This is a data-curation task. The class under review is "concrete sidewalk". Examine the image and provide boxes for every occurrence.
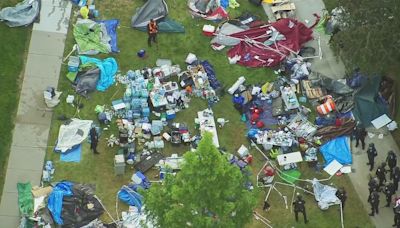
[0,0,71,226]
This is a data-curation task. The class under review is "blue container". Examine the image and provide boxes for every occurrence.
[142,107,150,117]
[166,110,176,120]
[137,49,146,58]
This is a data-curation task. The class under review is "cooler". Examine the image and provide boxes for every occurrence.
[166,110,176,120]
[114,155,126,175]
[202,25,215,36]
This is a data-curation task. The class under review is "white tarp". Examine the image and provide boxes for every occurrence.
[55,119,93,153]
[312,179,340,210]
[0,0,40,27]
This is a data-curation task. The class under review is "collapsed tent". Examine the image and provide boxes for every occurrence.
[188,0,228,21]
[353,76,390,126]
[0,0,40,27]
[48,182,104,226]
[118,185,144,212]
[131,0,184,33]
[213,18,313,68]
[74,19,120,55]
[74,68,100,96]
[320,136,352,166]
[312,179,340,210]
[55,119,93,153]
[18,182,33,217]
[79,56,118,91]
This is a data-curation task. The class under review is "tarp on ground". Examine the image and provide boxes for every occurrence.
[211,22,246,46]
[60,144,82,163]
[97,19,120,52]
[55,119,93,153]
[218,18,313,68]
[75,67,100,95]
[312,179,340,210]
[74,19,112,55]
[188,0,228,21]
[353,75,389,127]
[17,182,33,217]
[118,185,144,212]
[131,0,168,28]
[0,0,40,27]
[79,56,118,91]
[320,136,352,165]
[201,60,221,90]
[281,169,301,184]
[135,17,185,33]
[48,181,74,225]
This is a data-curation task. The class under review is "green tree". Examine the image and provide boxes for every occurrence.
[332,0,400,73]
[144,133,257,228]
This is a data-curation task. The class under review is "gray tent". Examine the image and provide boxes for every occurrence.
[131,0,168,28]
[0,0,40,27]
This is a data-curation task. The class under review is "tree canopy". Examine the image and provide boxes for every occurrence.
[332,0,400,73]
[143,133,257,228]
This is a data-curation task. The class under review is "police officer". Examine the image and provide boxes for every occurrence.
[354,124,367,149]
[387,151,398,180]
[89,126,99,154]
[376,162,387,187]
[367,143,378,171]
[368,176,379,194]
[293,194,308,224]
[368,190,380,216]
[385,182,395,207]
[336,187,347,210]
[393,205,400,227]
[393,167,400,191]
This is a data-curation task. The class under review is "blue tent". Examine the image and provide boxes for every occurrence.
[97,19,120,53]
[118,185,144,212]
[47,182,74,225]
[79,56,118,91]
[320,136,352,165]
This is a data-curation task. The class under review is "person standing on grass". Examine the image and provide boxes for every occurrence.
[336,187,347,211]
[89,126,99,154]
[147,19,158,47]
[387,151,397,180]
[293,194,308,224]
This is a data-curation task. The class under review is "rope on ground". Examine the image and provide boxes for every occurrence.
[94,195,118,224]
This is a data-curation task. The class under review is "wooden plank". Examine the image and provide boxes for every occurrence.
[271,3,296,13]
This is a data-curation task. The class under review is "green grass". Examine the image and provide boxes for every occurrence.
[0,0,31,202]
[47,0,372,227]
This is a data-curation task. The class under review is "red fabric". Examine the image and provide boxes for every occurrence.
[256,121,265,128]
[207,7,228,20]
[251,113,260,122]
[226,18,314,68]
[245,155,253,164]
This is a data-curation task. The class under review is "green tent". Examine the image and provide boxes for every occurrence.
[353,76,389,127]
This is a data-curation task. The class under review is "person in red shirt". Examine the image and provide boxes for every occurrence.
[147,19,158,47]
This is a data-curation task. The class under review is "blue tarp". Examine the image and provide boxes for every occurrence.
[220,0,229,8]
[320,136,352,165]
[60,144,82,163]
[118,185,143,212]
[79,56,118,91]
[201,60,221,90]
[48,181,74,225]
[98,19,120,53]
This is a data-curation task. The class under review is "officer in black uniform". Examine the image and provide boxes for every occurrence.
[393,205,400,227]
[377,162,387,187]
[336,187,347,210]
[89,126,99,154]
[387,151,397,180]
[385,182,396,207]
[367,143,378,171]
[393,167,400,191]
[368,176,379,194]
[293,194,308,224]
[354,124,367,149]
[368,190,380,216]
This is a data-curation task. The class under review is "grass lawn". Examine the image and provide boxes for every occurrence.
[47,0,372,227]
[0,0,31,202]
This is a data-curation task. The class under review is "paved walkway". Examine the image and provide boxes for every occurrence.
[0,0,71,226]
[264,1,400,227]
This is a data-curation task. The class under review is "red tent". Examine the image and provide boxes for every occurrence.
[224,18,313,68]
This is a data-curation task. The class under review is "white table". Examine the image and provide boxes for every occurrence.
[197,109,220,147]
[277,152,303,166]
[371,114,392,129]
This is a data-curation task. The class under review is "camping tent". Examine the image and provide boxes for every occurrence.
[353,76,389,126]
[0,0,40,27]
[320,136,352,166]
[131,0,184,33]
[188,0,228,21]
[213,18,313,68]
